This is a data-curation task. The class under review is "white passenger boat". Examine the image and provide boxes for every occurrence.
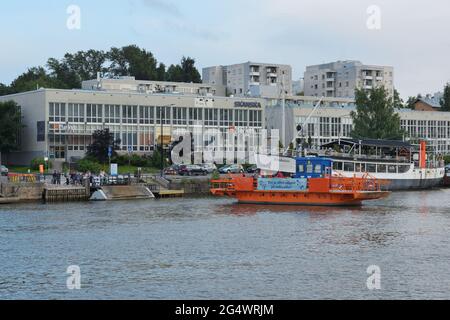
[310,139,445,190]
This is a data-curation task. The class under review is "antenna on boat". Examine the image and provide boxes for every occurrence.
[284,97,324,156]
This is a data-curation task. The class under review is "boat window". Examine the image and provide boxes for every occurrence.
[388,165,397,173]
[398,165,410,173]
[314,164,322,174]
[344,162,355,172]
[333,162,343,170]
[298,165,305,172]
[367,163,376,173]
[377,164,387,173]
[355,163,363,172]
[306,164,313,174]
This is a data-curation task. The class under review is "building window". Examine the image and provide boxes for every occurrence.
[121,126,138,151]
[68,103,85,123]
[139,106,154,125]
[235,109,248,127]
[122,105,138,124]
[156,106,171,125]
[320,117,330,137]
[189,108,203,125]
[205,108,219,126]
[86,104,103,123]
[173,107,187,125]
[49,103,66,122]
[105,105,121,124]
[220,109,234,127]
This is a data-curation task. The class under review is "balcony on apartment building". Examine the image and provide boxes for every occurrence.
[326,72,336,82]
[266,67,278,78]
[375,72,384,81]
[249,65,260,76]
[267,78,278,86]
[249,75,261,86]
[361,70,374,80]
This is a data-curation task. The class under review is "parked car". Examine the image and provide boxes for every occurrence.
[164,164,180,176]
[199,163,217,174]
[178,165,207,176]
[1,165,8,176]
[219,164,245,174]
[246,164,259,174]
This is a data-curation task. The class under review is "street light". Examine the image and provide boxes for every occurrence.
[161,104,175,177]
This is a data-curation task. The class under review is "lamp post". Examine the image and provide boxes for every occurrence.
[160,104,175,177]
[161,111,164,177]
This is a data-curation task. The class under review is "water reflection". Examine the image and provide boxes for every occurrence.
[1,190,450,299]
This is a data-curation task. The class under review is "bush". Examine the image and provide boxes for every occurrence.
[444,155,450,165]
[77,159,102,174]
[211,170,220,180]
[30,157,52,170]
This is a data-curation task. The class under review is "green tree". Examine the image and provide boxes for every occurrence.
[46,58,81,89]
[166,64,184,82]
[0,101,24,154]
[86,128,121,163]
[108,45,158,80]
[180,56,201,83]
[350,87,404,140]
[406,96,417,109]
[393,89,404,108]
[0,83,13,96]
[166,57,201,83]
[156,63,167,81]
[9,67,62,93]
[63,50,107,81]
[440,83,450,111]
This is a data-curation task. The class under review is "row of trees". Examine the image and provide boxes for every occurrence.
[0,45,202,96]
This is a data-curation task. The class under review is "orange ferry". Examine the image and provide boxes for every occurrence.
[211,157,390,206]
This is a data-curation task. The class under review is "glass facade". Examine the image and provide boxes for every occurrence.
[48,101,263,160]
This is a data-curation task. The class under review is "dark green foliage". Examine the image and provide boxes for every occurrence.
[1,46,202,96]
[351,87,404,140]
[108,45,159,80]
[166,57,201,83]
[0,101,24,153]
[393,89,404,108]
[440,83,450,112]
[77,158,102,174]
[9,67,64,93]
[86,129,121,163]
[30,157,52,170]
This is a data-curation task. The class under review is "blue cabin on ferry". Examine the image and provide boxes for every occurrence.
[293,157,333,179]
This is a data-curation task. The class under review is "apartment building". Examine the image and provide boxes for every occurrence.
[304,60,394,99]
[203,62,293,99]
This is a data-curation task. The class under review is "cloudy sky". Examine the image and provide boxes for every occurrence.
[1,0,449,98]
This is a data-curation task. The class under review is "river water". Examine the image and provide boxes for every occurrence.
[1,189,450,300]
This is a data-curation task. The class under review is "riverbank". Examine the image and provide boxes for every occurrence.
[0,175,213,203]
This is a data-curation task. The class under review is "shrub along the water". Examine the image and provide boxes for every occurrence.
[30,157,52,170]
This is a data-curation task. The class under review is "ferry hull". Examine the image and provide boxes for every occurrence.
[233,191,389,207]
[389,177,443,190]
[211,176,391,207]
[333,168,445,191]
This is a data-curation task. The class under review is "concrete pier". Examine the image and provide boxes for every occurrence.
[44,185,90,203]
